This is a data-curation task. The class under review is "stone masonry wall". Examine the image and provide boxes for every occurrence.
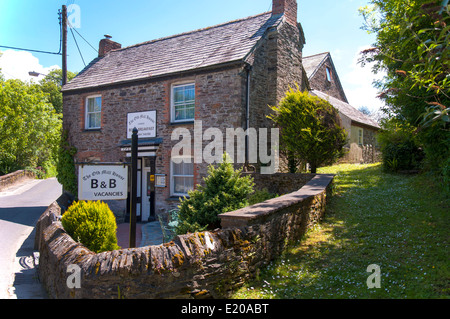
[308,56,347,103]
[63,65,246,216]
[35,174,333,299]
[0,170,35,191]
[245,172,315,195]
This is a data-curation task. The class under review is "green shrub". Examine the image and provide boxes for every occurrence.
[61,201,120,253]
[248,189,278,206]
[378,119,424,171]
[175,154,255,235]
[57,130,78,196]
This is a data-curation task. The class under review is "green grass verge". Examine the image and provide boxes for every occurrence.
[232,163,449,299]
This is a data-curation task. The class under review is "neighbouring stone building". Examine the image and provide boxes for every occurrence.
[303,52,380,163]
[61,0,378,222]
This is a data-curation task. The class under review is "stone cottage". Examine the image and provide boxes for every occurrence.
[303,52,380,162]
[61,0,378,221]
[62,0,306,221]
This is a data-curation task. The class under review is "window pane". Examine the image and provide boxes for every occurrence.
[186,106,195,120]
[183,162,194,175]
[88,97,101,112]
[173,162,182,175]
[174,87,184,103]
[94,97,102,112]
[88,113,100,128]
[185,177,194,192]
[185,86,195,101]
[175,108,186,121]
[174,177,184,194]
[94,113,101,128]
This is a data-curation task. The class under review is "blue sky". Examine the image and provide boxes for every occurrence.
[0,0,384,112]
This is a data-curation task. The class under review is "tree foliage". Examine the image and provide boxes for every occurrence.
[360,0,449,181]
[378,118,425,171]
[39,69,76,113]
[360,0,449,125]
[268,88,348,173]
[0,78,61,175]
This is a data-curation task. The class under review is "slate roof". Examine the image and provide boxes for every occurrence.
[62,12,283,92]
[302,52,329,79]
[311,90,380,129]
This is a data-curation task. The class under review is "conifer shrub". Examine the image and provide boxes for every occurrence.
[175,154,254,235]
[61,201,120,253]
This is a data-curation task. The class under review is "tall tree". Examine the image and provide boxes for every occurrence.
[0,79,61,175]
[40,69,76,113]
[360,0,449,124]
[359,0,449,176]
[268,88,348,174]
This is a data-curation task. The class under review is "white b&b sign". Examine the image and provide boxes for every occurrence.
[78,165,128,201]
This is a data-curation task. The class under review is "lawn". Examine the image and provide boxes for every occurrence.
[232,163,449,299]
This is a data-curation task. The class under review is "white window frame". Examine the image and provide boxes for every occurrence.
[358,128,364,146]
[170,82,195,123]
[170,156,194,197]
[85,95,102,130]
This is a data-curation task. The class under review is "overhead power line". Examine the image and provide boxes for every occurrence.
[0,45,62,56]
[1,7,63,56]
[70,27,86,67]
[67,20,98,53]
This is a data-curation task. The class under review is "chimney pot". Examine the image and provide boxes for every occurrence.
[98,36,121,57]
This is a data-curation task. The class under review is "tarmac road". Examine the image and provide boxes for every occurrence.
[0,177,62,299]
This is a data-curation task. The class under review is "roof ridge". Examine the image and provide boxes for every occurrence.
[311,90,380,128]
[303,52,330,59]
[116,11,272,52]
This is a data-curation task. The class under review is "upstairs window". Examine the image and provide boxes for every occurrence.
[171,83,195,123]
[326,67,332,82]
[85,95,102,129]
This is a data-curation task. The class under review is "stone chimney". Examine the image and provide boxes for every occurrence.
[272,0,298,26]
[98,35,122,57]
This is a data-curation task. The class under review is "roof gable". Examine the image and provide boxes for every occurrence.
[303,52,348,103]
[302,52,329,79]
[62,12,283,92]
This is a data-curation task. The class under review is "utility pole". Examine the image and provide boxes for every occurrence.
[62,5,68,86]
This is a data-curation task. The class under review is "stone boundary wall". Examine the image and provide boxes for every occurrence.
[339,143,381,164]
[0,170,35,191]
[35,174,334,299]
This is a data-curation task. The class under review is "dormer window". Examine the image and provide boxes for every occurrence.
[326,67,332,82]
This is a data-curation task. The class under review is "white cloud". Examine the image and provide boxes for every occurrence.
[341,46,386,113]
[0,50,59,82]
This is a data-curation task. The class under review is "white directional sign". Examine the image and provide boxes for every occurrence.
[78,165,128,201]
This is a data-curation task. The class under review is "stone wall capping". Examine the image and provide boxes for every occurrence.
[0,169,36,191]
[219,174,334,228]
